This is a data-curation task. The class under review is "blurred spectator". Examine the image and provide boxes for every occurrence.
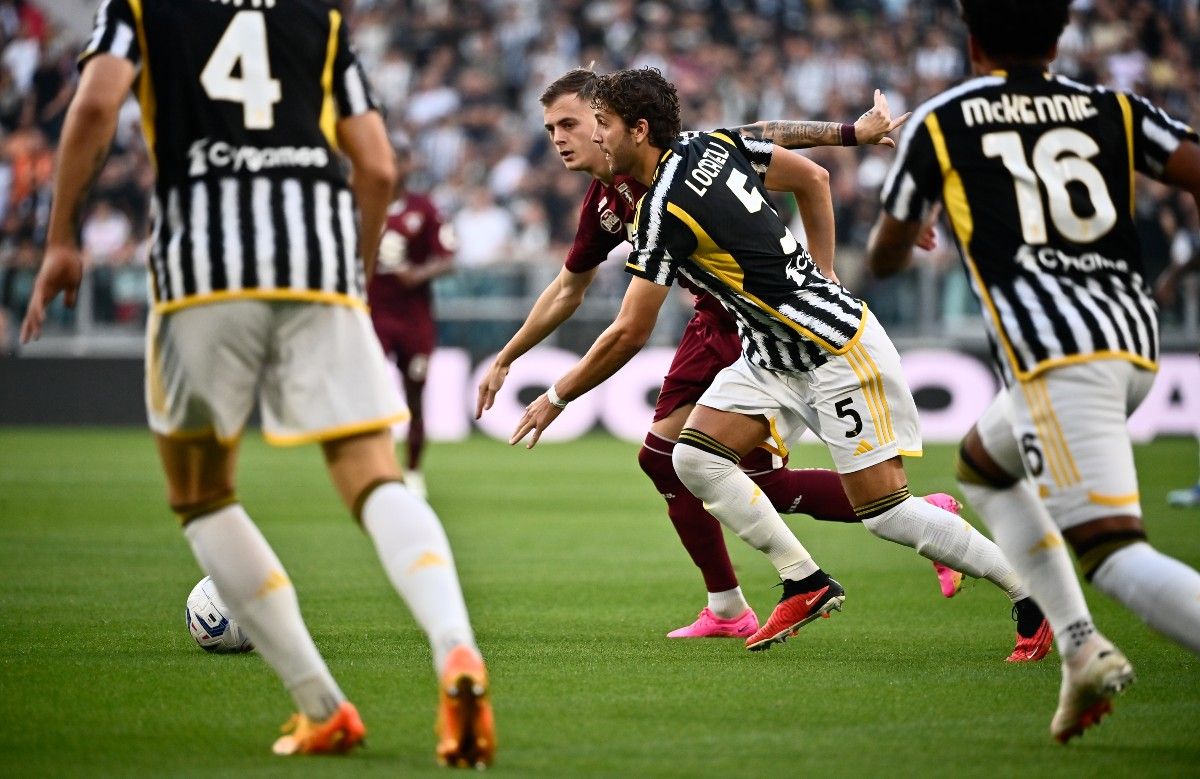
[453,186,514,268]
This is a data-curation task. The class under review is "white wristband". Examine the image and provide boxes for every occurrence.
[546,384,569,409]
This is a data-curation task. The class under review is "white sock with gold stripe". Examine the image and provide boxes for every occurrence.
[184,503,344,719]
[361,482,477,674]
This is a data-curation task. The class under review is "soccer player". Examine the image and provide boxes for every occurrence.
[369,141,456,500]
[867,0,1200,742]
[509,67,1042,657]
[20,0,493,765]
[476,70,991,643]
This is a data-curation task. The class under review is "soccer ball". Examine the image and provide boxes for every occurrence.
[185,576,253,653]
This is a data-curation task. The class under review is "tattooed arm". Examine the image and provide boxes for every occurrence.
[734,89,911,149]
[21,54,135,342]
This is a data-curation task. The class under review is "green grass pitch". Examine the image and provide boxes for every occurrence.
[1,429,1198,777]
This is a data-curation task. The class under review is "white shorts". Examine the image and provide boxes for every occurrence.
[975,359,1155,528]
[146,300,408,446]
[698,313,922,474]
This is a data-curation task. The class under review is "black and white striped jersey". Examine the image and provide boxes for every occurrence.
[626,130,866,373]
[882,66,1198,384]
[81,0,378,312]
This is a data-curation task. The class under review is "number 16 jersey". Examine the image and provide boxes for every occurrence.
[82,0,378,313]
[882,65,1197,385]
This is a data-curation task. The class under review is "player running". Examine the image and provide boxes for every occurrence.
[867,0,1200,743]
[476,70,1013,644]
[509,67,1046,658]
[369,140,456,500]
[21,0,493,766]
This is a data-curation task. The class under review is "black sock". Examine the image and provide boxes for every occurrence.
[1013,597,1045,638]
[781,569,831,597]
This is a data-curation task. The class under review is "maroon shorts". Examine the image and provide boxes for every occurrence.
[653,310,742,422]
[372,313,435,382]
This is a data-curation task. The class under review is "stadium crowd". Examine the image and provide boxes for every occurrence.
[1,0,1198,352]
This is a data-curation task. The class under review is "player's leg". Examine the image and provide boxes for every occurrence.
[642,404,757,637]
[957,392,1097,662]
[399,350,430,499]
[1030,362,1200,655]
[148,302,360,754]
[279,303,491,767]
[826,317,1033,612]
[670,362,844,650]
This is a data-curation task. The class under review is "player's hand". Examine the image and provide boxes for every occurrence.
[916,203,942,251]
[509,393,563,449]
[475,362,510,419]
[20,244,84,343]
[854,89,911,148]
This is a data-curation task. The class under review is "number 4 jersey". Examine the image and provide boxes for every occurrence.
[82,0,377,312]
[883,65,1198,384]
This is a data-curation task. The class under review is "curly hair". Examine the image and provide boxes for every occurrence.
[539,67,598,107]
[960,0,1071,62]
[587,68,681,150]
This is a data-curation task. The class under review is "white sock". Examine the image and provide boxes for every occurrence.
[1091,541,1200,655]
[673,443,818,581]
[184,504,343,719]
[863,494,1028,602]
[708,586,750,619]
[361,482,477,674]
[960,480,1095,658]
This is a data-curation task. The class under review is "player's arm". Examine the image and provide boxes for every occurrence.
[734,90,910,149]
[762,146,836,280]
[1156,140,1200,303]
[510,276,668,448]
[21,54,134,343]
[337,111,396,281]
[475,265,599,419]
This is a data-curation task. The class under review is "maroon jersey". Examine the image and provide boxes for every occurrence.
[565,175,729,323]
[368,194,452,322]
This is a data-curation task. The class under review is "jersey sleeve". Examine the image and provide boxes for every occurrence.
[880,118,943,223]
[1125,92,1199,179]
[725,129,774,181]
[564,180,626,273]
[332,14,378,118]
[624,194,695,287]
[78,0,140,70]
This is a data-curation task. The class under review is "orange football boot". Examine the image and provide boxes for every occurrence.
[436,645,496,768]
[272,700,366,756]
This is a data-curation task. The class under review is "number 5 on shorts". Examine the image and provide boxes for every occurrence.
[835,398,863,438]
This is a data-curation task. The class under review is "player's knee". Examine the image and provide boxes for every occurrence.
[955,439,1017,489]
[1073,526,1149,582]
[672,431,737,494]
[172,491,237,526]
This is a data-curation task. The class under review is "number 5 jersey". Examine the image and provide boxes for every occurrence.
[882,65,1198,385]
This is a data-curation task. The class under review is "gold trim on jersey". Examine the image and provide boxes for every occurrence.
[1115,93,1136,217]
[710,132,736,147]
[263,411,411,447]
[153,289,368,315]
[844,344,889,446]
[146,309,167,415]
[765,417,789,460]
[320,10,342,149]
[665,202,866,355]
[1087,490,1140,507]
[126,0,157,170]
[1017,376,1081,490]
